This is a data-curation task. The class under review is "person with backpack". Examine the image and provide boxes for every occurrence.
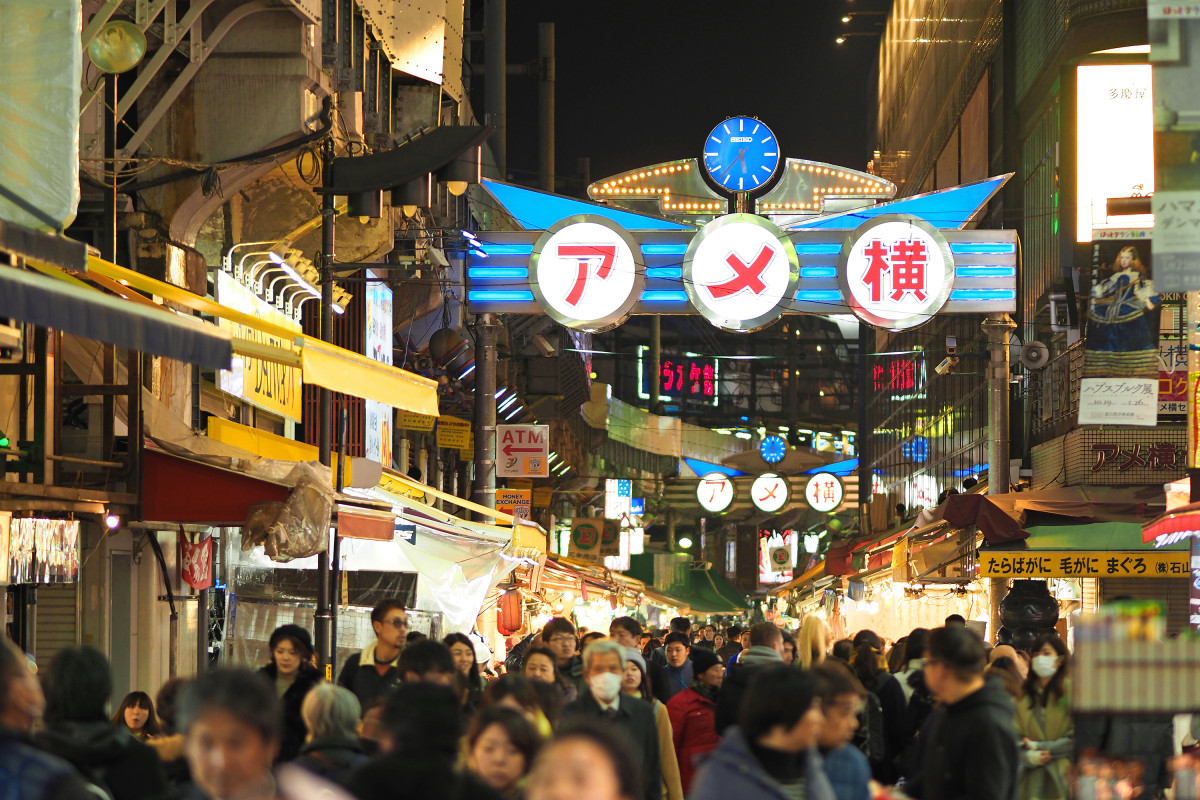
[849,630,908,783]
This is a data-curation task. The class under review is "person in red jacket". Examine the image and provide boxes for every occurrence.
[665,646,725,793]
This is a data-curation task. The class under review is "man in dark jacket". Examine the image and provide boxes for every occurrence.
[649,617,691,672]
[690,665,837,800]
[715,622,785,735]
[35,646,173,800]
[337,599,407,712]
[716,626,743,663]
[907,626,1019,800]
[651,633,694,702]
[562,638,662,800]
[0,639,95,800]
[344,682,502,800]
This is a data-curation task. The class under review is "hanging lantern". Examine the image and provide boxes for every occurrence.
[497,588,523,635]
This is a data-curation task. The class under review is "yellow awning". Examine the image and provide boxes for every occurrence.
[771,559,827,597]
[83,255,439,416]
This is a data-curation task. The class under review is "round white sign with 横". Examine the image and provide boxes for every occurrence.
[696,472,735,513]
[529,215,645,333]
[837,214,954,331]
[751,472,790,514]
[805,472,844,513]
[683,214,799,333]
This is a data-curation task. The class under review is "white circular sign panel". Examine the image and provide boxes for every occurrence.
[751,473,790,514]
[530,216,645,333]
[805,472,845,513]
[683,214,799,333]
[696,472,735,513]
[837,214,954,331]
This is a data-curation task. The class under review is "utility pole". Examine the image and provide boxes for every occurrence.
[857,321,871,537]
[314,135,336,676]
[983,312,1016,642]
[485,0,506,177]
[473,313,501,515]
[649,317,661,414]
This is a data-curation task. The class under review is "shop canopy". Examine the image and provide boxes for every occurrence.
[625,553,747,614]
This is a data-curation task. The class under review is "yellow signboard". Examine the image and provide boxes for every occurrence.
[978,550,1189,579]
[397,411,437,431]
[496,489,532,521]
[533,487,554,508]
[214,272,302,421]
[436,416,472,449]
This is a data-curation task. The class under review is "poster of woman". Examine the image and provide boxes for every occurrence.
[1084,239,1160,378]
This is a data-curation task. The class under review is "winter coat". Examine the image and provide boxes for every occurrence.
[897,668,937,780]
[652,699,684,800]
[651,658,693,703]
[563,690,662,800]
[907,678,1020,800]
[259,663,322,762]
[822,743,872,800]
[714,646,784,736]
[293,736,369,784]
[895,658,925,702]
[1015,680,1074,800]
[666,686,721,794]
[865,670,909,783]
[337,641,402,712]
[689,726,839,800]
[1075,711,1174,800]
[344,751,504,800]
[0,727,97,800]
[36,719,174,800]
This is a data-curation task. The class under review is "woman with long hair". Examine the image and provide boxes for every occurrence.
[1015,635,1073,800]
[1085,244,1161,378]
[444,633,485,711]
[113,691,161,741]
[620,647,684,800]
[258,624,322,762]
[797,615,827,669]
[849,629,907,783]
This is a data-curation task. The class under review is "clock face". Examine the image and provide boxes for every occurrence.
[760,435,787,464]
[702,117,781,193]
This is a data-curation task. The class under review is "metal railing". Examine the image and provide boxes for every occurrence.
[1029,341,1084,445]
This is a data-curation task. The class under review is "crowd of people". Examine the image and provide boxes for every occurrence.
[0,601,1173,800]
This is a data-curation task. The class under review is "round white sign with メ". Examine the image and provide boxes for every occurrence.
[751,473,790,514]
[805,472,844,513]
[530,215,645,333]
[683,214,799,333]
[696,472,735,513]
[837,214,954,331]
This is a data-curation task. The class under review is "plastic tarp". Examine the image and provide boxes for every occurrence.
[0,1,80,231]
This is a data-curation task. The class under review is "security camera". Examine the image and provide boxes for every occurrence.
[934,356,959,375]
[532,334,557,358]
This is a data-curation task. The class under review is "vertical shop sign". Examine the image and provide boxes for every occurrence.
[181,535,213,590]
[364,271,394,465]
[1079,233,1160,426]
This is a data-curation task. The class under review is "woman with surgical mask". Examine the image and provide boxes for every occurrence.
[1014,635,1073,800]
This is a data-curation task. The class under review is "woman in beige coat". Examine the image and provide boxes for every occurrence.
[1014,634,1074,800]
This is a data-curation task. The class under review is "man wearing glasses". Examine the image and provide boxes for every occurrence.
[338,599,408,711]
[541,617,583,698]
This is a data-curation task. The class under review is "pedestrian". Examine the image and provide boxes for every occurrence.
[724,627,755,672]
[609,616,643,650]
[665,643,724,794]
[695,624,717,651]
[337,599,407,711]
[466,706,541,799]
[944,614,966,628]
[112,691,161,741]
[179,669,292,800]
[146,677,190,785]
[649,617,691,671]
[849,629,908,782]
[259,623,322,762]
[444,633,485,710]
[814,661,872,800]
[621,647,684,800]
[887,637,909,674]
[561,638,662,800]
[651,632,693,703]
[0,638,96,800]
[690,665,837,800]
[713,633,727,652]
[541,617,584,696]
[894,628,928,701]
[990,644,1030,681]
[1015,635,1073,800]
[780,632,797,667]
[831,638,854,662]
[715,622,785,735]
[523,642,572,700]
[798,617,827,669]
[36,646,172,800]
[582,631,607,652]
[343,682,503,800]
[716,626,743,663]
[987,657,1025,700]
[642,637,662,661]
[905,626,1019,800]
[293,684,368,783]
[525,719,643,800]
[480,674,556,738]
[398,638,457,685]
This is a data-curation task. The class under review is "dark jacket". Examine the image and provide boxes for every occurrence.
[689,726,838,800]
[293,736,369,784]
[35,720,173,800]
[907,678,1020,800]
[259,663,322,762]
[822,744,872,800]
[665,686,721,794]
[1075,713,1175,800]
[714,648,784,736]
[865,670,908,783]
[337,642,403,712]
[716,642,742,663]
[344,750,504,800]
[563,691,662,800]
[0,728,97,800]
[651,659,693,704]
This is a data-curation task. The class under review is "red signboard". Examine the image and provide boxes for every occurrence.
[181,535,213,591]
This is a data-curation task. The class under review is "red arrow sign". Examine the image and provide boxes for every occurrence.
[502,443,543,457]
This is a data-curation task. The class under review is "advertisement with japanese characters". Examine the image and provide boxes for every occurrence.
[758,528,797,585]
[1080,232,1161,426]
[364,273,393,466]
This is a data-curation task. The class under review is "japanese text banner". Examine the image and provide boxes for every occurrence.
[978,550,1187,579]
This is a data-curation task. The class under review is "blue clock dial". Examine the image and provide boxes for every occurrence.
[760,434,787,464]
[702,117,781,193]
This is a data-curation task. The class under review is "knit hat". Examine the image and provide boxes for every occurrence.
[623,646,647,676]
[269,623,314,656]
[690,645,721,674]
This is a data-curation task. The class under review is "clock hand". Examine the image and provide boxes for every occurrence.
[717,147,748,180]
